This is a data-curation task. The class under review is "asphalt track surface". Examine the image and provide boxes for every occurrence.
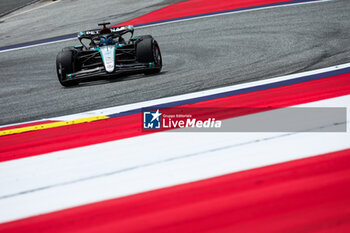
[0,0,37,17]
[0,0,349,125]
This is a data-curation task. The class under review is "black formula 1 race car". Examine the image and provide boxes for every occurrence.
[56,22,162,86]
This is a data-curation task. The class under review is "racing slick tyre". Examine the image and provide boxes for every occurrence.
[136,37,162,75]
[62,47,75,52]
[62,46,83,52]
[56,50,78,87]
[138,35,153,40]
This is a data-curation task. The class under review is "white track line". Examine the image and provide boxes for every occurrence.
[0,0,332,53]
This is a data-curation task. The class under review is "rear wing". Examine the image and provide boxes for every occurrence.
[78,25,134,38]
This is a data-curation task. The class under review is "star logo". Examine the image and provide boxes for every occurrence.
[150,109,161,122]
[143,109,162,129]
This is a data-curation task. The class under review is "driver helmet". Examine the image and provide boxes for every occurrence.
[99,36,115,46]
[99,37,107,46]
[107,37,115,45]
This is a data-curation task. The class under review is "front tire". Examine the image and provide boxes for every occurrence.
[56,50,78,87]
[136,37,162,75]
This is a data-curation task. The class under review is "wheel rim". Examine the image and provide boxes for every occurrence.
[58,63,65,82]
[153,44,161,65]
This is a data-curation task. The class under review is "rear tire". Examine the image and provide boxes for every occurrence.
[136,37,162,75]
[56,50,78,87]
[62,46,83,52]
